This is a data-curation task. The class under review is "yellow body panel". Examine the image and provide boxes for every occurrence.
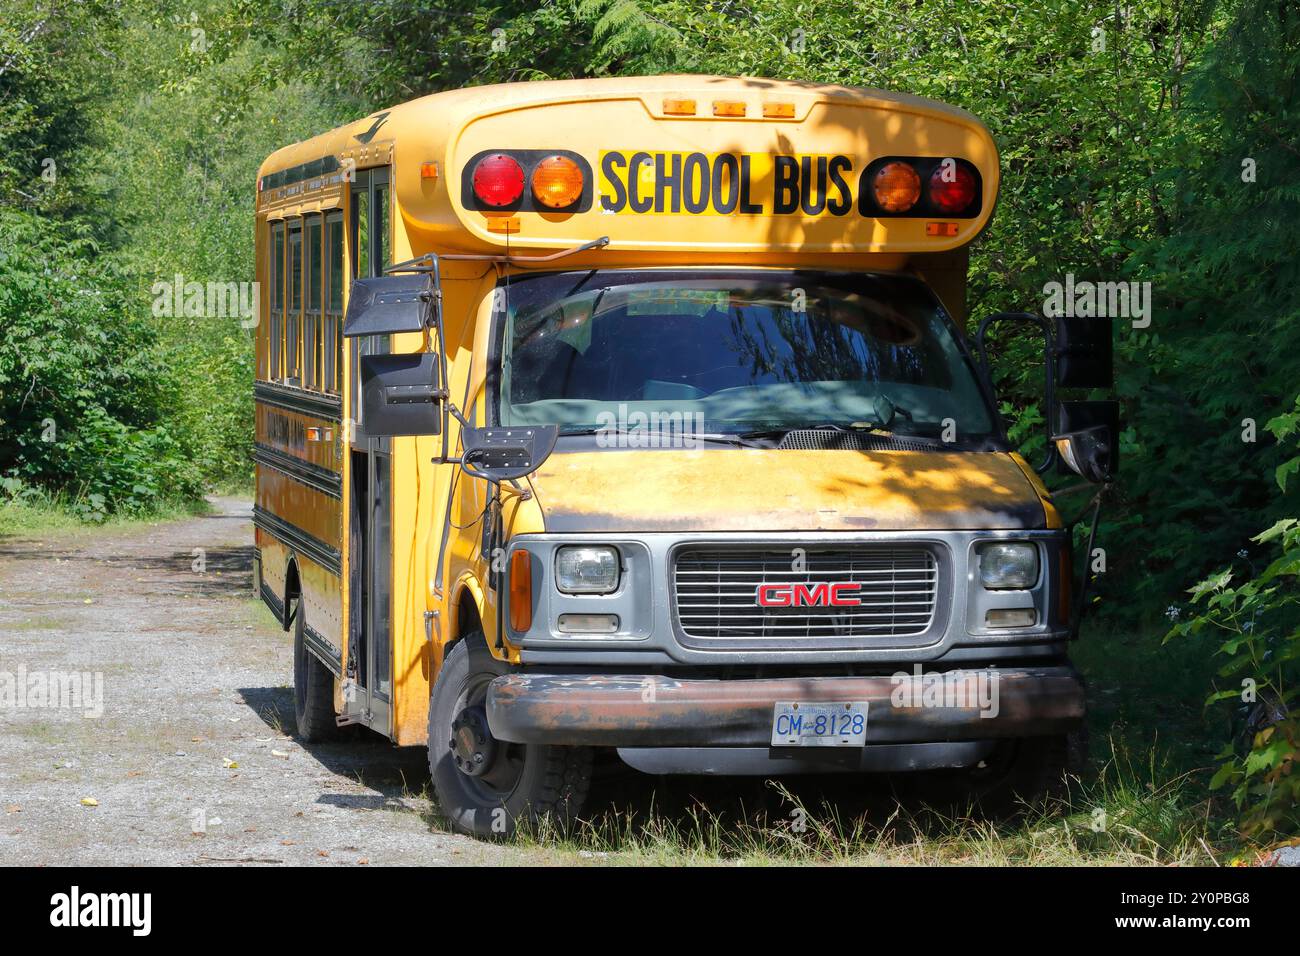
[252,75,1050,748]
[527,449,1046,533]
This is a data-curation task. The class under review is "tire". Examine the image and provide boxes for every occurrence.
[969,727,1088,812]
[428,634,593,839]
[292,599,340,743]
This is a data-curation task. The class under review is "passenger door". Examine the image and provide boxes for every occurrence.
[343,168,395,737]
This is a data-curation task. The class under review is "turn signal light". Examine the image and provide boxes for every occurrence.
[509,550,532,633]
[531,155,585,209]
[928,162,978,214]
[472,153,525,207]
[872,161,921,212]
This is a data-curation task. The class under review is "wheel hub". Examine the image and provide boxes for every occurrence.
[449,705,497,777]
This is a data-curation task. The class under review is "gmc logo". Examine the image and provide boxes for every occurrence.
[756,583,862,607]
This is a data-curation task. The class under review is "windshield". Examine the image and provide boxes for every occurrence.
[493,270,996,441]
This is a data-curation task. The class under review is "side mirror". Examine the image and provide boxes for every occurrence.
[359,353,442,438]
[343,275,433,337]
[1055,400,1119,482]
[460,426,558,482]
[1055,316,1113,389]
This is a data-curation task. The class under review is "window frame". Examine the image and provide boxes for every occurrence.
[285,219,303,385]
[348,169,395,420]
[324,210,344,394]
[304,214,323,391]
[267,221,285,382]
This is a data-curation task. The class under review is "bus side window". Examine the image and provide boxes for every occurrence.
[374,181,391,271]
[347,172,392,423]
[353,187,370,280]
[305,214,323,391]
[325,211,344,393]
[269,221,284,381]
[286,220,303,385]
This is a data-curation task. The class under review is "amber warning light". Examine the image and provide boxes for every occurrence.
[531,155,584,209]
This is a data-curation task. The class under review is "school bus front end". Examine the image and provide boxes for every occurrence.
[261,76,1114,839]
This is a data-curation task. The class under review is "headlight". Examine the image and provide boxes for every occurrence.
[978,542,1039,590]
[555,546,620,594]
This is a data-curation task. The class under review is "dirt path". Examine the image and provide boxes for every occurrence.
[0,497,514,866]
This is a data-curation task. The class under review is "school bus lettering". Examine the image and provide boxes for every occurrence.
[596,149,981,219]
[600,149,860,216]
[254,75,1114,840]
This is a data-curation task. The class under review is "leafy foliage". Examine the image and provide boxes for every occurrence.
[0,208,202,517]
[1167,398,1300,836]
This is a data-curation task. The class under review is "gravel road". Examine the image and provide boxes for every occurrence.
[0,497,514,866]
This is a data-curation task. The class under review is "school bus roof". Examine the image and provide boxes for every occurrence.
[258,75,1000,257]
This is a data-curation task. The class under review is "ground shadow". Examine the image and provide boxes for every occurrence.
[0,545,258,599]
[236,686,430,811]
[237,681,1060,848]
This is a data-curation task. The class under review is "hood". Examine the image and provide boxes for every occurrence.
[529,448,1051,534]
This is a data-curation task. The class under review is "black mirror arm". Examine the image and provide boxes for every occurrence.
[974,311,1057,474]
[1068,485,1110,640]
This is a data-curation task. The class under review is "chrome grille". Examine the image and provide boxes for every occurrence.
[673,546,939,640]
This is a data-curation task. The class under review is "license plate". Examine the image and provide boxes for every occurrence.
[770,701,869,747]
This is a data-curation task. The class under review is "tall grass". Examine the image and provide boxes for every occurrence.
[504,737,1230,866]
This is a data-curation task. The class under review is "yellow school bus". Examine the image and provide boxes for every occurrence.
[253,75,1117,837]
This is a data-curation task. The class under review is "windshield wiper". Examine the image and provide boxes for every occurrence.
[738,421,889,440]
[557,427,765,447]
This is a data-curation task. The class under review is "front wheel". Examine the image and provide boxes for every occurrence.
[428,634,593,838]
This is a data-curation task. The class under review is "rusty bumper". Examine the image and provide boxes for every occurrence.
[486,666,1085,747]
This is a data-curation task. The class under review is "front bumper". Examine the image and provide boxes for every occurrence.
[487,664,1085,747]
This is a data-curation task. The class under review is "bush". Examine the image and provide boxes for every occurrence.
[0,207,203,517]
[1166,397,1300,838]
